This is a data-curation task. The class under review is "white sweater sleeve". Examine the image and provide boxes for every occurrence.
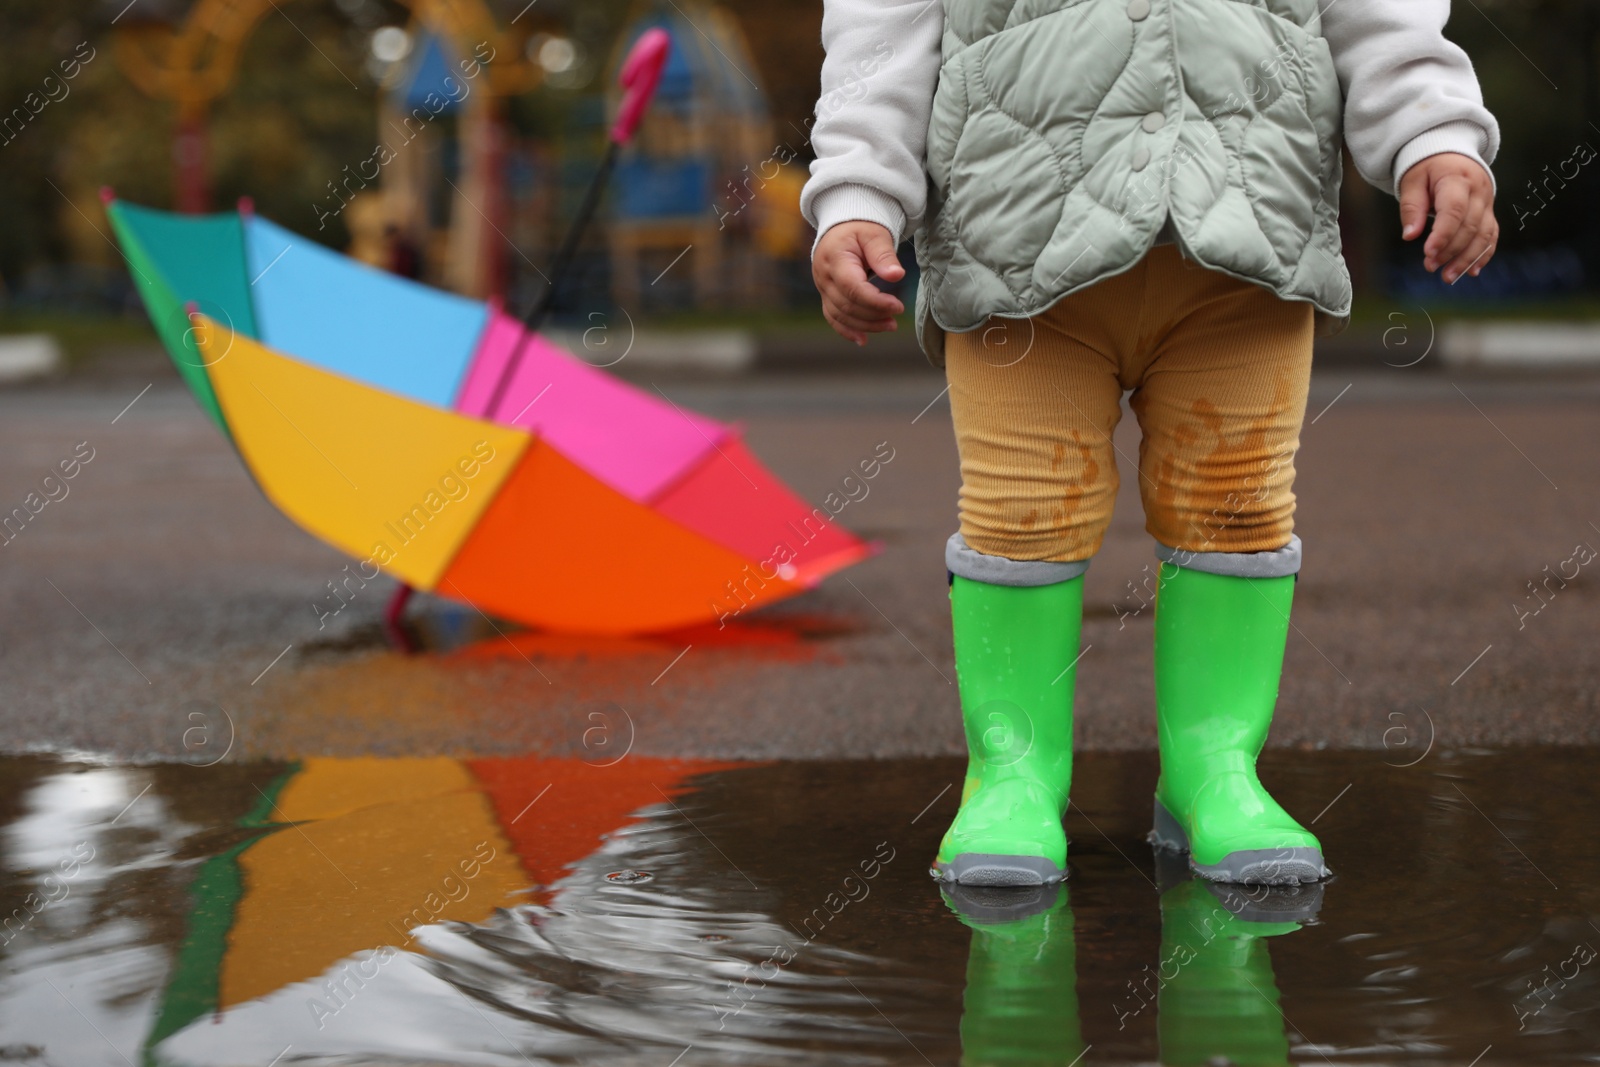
[799,0,944,247]
[800,0,1500,249]
[1320,0,1500,195]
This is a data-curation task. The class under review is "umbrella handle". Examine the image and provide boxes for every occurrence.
[383,583,417,654]
[484,29,669,419]
[609,28,671,145]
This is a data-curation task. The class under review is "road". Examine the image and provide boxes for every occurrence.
[3,353,1599,762]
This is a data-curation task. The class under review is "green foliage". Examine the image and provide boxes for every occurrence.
[0,0,393,288]
[0,0,104,281]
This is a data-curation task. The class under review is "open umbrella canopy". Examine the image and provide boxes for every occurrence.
[106,198,875,635]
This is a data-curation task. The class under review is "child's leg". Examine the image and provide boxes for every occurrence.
[934,277,1136,885]
[1128,247,1328,885]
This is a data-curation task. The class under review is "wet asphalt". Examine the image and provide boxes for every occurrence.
[4,748,1597,1064]
[3,352,1600,762]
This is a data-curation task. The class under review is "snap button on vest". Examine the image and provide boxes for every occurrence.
[1131,146,1151,171]
[1126,0,1150,20]
[1141,111,1165,133]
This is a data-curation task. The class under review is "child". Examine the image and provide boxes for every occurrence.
[803,0,1498,885]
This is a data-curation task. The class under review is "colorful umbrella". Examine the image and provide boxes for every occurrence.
[104,31,873,637]
[104,198,874,635]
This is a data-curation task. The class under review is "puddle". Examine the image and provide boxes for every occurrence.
[0,749,1595,1064]
[297,603,864,661]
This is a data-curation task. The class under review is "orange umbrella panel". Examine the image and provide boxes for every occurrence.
[440,439,805,636]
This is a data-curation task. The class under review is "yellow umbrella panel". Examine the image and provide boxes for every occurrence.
[193,315,528,590]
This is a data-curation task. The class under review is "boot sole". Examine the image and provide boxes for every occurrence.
[931,853,1066,886]
[1148,798,1330,886]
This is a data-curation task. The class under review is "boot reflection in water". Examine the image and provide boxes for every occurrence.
[942,883,1085,1066]
[1154,867,1322,1067]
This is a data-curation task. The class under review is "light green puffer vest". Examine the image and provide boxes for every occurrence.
[916,0,1353,362]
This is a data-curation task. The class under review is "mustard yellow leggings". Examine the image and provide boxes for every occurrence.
[944,245,1314,582]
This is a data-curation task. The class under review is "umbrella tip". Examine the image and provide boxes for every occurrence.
[238,196,254,217]
[184,300,200,318]
[98,186,115,205]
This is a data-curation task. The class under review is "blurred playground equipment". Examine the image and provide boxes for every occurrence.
[605,8,804,311]
[109,1,810,313]
[111,0,539,299]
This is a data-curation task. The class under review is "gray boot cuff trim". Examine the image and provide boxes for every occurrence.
[1156,535,1302,578]
[946,533,1090,587]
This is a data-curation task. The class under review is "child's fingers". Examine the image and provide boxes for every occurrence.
[828,261,903,318]
[1398,168,1432,242]
[813,222,905,345]
[1435,186,1491,279]
[823,306,867,346]
[860,228,906,283]
[823,302,896,345]
[842,278,903,319]
[820,250,903,318]
[827,297,897,334]
[1444,215,1498,283]
[824,287,899,332]
[1468,227,1499,277]
[1423,177,1473,272]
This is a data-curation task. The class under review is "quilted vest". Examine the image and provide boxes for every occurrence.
[915,0,1353,361]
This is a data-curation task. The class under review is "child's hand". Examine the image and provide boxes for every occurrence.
[813,221,906,345]
[1398,153,1499,285]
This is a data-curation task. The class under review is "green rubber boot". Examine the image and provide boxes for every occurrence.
[1150,563,1330,884]
[934,575,1083,886]
[1155,878,1305,1067]
[942,883,1085,1066]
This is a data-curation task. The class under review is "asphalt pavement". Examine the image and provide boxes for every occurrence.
[3,349,1599,762]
